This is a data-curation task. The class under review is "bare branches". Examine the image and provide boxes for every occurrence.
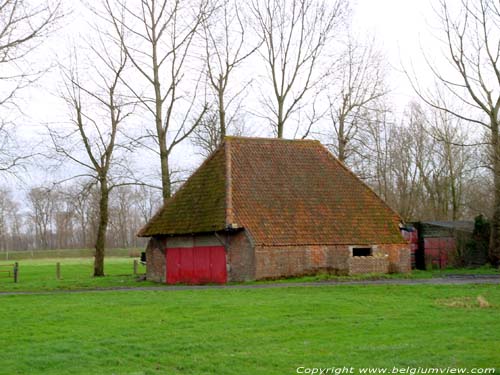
[0,0,62,176]
[411,0,500,130]
[0,0,62,105]
[327,33,388,163]
[0,0,61,63]
[410,0,500,262]
[202,0,260,142]
[250,0,347,138]
[103,0,211,201]
[49,17,136,275]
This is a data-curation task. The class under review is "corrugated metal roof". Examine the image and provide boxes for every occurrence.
[422,221,474,233]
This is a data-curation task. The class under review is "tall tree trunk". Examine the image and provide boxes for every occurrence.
[160,142,171,202]
[218,80,226,142]
[337,116,346,162]
[490,122,500,266]
[94,177,109,277]
[277,97,284,138]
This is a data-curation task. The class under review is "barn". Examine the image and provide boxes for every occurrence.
[138,137,411,284]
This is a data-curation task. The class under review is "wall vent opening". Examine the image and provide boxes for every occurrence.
[352,247,372,257]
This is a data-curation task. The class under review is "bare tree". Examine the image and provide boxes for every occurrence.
[327,34,387,163]
[0,124,19,175]
[135,184,162,224]
[50,29,133,275]
[191,109,223,156]
[0,0,61,173]
[250,0,346,138]
[380,105,423,221]
[28,187,58,249]
[362,100,479,223]
[425,106,475,221]
[410,0,500,264]
[65,181,94,249]
[0,187,18,251]
[202,0,259,145]
[191,107,249,156]
[103,0,210,202]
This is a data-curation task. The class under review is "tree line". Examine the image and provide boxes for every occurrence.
[0,0,498,275]
[0,183,159,252]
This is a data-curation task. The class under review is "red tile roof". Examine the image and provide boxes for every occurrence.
[138,137,404,245]
[137,147,227,236]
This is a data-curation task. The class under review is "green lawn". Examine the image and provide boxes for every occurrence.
[0,284,499,374]
[252,266,500,284]
[1,257,499,293]
[0,258,158,292]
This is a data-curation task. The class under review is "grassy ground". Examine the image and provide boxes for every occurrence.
[1,257,498,293]
[241,266,500,285]
[0,284,498,374]
[0,258,158,292]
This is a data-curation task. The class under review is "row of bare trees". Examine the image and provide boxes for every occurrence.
[342,101,489,223]
[0,183,160,252]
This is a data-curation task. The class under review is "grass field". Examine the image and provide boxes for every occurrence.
[1,256,499,293]
[0,258,158,292]
[0,284,499,374]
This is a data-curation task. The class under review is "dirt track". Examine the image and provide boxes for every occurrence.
[1,275,499,296]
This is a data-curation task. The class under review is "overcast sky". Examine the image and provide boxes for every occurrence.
[24,0,438,120]
[7,0,441,193]
[354,0,436,105]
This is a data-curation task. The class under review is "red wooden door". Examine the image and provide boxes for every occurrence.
[166,246,227,284]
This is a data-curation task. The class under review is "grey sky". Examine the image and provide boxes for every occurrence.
[6,0,441,192]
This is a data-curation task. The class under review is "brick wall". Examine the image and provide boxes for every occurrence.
[380,243,412,273]
[254,245,351,279]
[146,232,411,282]
[227,231,255,282]
[146,237,166,283]
[253,243,410,280]
[347,256,389,275]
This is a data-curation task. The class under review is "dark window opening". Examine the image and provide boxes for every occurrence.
[352,247,372,257]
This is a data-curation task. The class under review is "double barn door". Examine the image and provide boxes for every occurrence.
[166,246,227,284]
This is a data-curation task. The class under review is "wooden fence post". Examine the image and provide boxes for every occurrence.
[133,259,138,275]
[56,262,61,280]
[13,262,18,283]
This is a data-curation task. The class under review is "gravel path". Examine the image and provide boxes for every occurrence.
[1,275,499,296]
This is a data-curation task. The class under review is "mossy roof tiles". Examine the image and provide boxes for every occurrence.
[138,137,404,245]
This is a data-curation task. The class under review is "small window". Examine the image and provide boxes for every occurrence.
[352,247,372,257]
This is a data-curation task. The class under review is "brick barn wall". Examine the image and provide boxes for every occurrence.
[347,257,389,275]
[253,243,411,280]
[379,243,412,273]
[253,245,351,279]
[227,231,255,282]
[145,233,411,282]
[146,237,166,283]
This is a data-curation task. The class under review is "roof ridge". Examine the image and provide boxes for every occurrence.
[224,140,234,227]
[224,136,320,143]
